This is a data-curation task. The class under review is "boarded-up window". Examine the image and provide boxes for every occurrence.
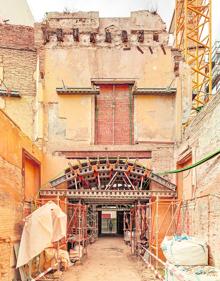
[95,84,133,145]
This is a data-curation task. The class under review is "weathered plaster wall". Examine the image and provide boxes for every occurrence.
[0,110,42,281]
[41,46,175,100]
[134,95,175,142]
[40,47,176,147]
[182,196,220,267]
[0,24,37,139]
[175,93,220,266]
[59,95,93,143]
[34,11,181,183]
[176,93,220,197]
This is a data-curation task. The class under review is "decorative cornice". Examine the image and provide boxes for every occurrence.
[56,87,99,95]
[133,87,176,95]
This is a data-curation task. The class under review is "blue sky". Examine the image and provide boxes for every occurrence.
[27,0,219,41]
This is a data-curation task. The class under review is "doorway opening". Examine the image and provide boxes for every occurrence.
[101,210,117,234]
[98,208,125,236]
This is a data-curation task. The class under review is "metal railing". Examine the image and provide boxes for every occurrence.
[138,245,193,281]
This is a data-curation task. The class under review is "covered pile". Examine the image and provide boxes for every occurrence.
[17,201,67,268]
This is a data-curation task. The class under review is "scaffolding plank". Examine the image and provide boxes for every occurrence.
[40,189,176,203]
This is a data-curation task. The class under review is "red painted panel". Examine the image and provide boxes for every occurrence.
[95,84,133,144]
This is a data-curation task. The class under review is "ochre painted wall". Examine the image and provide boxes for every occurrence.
[43,47,175,102]
[24,154,41,201]
[40,46,177,181]
[0,110,41,168]
[32,11,186,185]
[0,110,42,281]
[41,37,176,147]
[58,95,94,143]
[134,95,175,142]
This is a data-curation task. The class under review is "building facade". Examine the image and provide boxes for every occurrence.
[1,9,220,280]
[33,11,191,184]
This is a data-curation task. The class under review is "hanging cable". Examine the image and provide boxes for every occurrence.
[158,148,220,175]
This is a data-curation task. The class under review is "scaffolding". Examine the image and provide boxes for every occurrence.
[125,199,181,279]
[35,198,88,262]
[133,196,219,280]
[175,0,212,109]
[87,205,98,243]
[67,202,88,261]
[149,198,181,265]
[128,203,148,255]
[50,157,176,194]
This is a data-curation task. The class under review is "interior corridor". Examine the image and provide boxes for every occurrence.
[63,237,155,281]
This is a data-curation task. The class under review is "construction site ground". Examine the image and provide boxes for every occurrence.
[63,237,156,281]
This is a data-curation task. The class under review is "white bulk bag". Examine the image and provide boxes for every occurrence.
[161,236,208,266]
[165,264,220,281]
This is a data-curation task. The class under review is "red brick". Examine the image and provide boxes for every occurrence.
[0,24,35,50]
[95,84,133,145]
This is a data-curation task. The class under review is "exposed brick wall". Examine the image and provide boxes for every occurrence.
[0,110,42,281]
[0,24,37,138]
[0,155,23,281]
[179,195,220,267]
[176,93,220,266]
[0,24,35,50]
[0,48,37,95]
[177,93,220,196]
[96,84,133,145]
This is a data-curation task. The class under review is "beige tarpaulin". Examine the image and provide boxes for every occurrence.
[17,201,67,268]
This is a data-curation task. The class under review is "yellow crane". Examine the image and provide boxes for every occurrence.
[175,0,212,110]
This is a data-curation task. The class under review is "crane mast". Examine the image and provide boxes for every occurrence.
[175,0,212,110]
